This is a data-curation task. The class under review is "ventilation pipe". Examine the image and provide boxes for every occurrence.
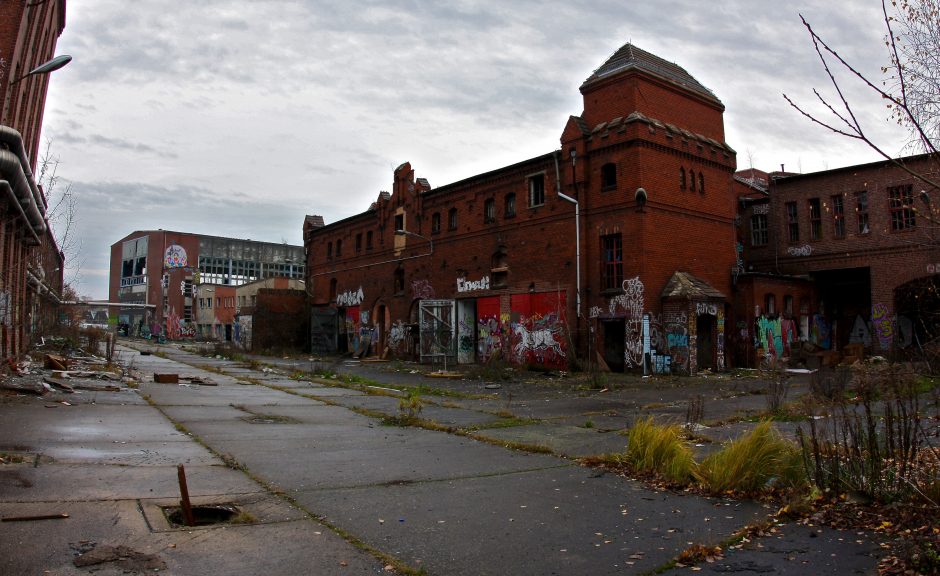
[0,126,47,239]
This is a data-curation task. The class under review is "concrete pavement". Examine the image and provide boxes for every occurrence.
[0,342,882,575]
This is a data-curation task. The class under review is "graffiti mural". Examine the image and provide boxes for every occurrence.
[411,279,435,300]
[607,277,645,368]
[871,303,895,350]
[237,315,253,350]
[663,309,690,372]
[388,319,408,353]
[457,301,476,364]
[787,244,813,256]
[512,315,566,365]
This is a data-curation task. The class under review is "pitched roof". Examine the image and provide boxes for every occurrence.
[582,43,720,104]
[661,271,725,300]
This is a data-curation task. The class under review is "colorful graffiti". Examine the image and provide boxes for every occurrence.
[164,244,188,268]
[388,319,408,353]
[411,279,435,300]
[477,315,505,362]
[663,309,690,372]
[871,303,894,350]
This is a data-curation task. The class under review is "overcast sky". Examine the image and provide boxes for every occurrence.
[39,0,912,299]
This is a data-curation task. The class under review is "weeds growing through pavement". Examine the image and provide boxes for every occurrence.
[625,417,695,484]
[695,420,804,494]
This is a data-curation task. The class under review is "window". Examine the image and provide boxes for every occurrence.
[366,230,374,249]
[784,295,793,316]
[484,198,496,223]
[528,174,545,207]
[679,167,686,189]
[355,233,362,252]
[394,266,405,294]
[431,212,441,234]
[809,198,822,240]
[831,195,845,238]
[329,278,337,301]
[750,214,768,246]
[689,170,696,192]
[504,193,516,218]
[601,234,623,291]
[394,213,404,231]
[601,163,617,191]
[786,202,799,242]
[698,172,704,194]
[448,208,458,230]
[855,191,870,234]
[889,184,916,230]
[327,241,333,259]
[765,294,776,315]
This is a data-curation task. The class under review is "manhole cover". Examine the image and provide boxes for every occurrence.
[163,504,240,527]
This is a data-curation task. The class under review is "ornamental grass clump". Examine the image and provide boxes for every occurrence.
[695,420,803,495]
[626,417,695,484]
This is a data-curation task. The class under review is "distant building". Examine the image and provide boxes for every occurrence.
[0,0,67,357]
[110,230,304,340]
[305,43,738,374]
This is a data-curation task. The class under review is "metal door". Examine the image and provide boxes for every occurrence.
[419,299,456,366]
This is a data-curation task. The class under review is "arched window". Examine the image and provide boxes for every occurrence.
[329,278,337,301]
[601,163,617,191]
[448,208,458,230]
[504,193,516,218]
[689,170,696,192]
[699,172,705,194]
[679,167,686,189]
[431,212,441,233]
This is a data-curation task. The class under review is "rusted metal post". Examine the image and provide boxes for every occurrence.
[177,464,195,526]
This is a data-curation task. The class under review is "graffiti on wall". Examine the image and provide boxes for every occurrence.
[871,303,895,350]
[664,309,690,372]
[457,275,490,293]
[477,314,506,362]
[388,319,408,354]
[336,287,364,306]
[607,277,645,368]
[411,279,435,300]
[787,244,813,257]
[237,315,253,350]
[512,313,566,366]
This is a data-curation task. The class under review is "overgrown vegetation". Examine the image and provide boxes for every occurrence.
[625,417,695,484]
[696,421,804,494]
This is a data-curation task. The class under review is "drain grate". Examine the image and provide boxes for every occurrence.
[163,504,241,527]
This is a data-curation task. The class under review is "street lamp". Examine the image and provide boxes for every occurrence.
[10,55,72,85]
[394,229,434,255]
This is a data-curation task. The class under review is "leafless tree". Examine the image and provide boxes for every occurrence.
[38,139,83,287]
[783,0,940,193]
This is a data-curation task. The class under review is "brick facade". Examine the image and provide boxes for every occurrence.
[739,154,940,357]
[306,43,739,374]
[0,1,66,359]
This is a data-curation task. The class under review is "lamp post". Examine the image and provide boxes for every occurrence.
[9,55,72,85]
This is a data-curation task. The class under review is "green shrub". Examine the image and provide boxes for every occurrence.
[625,417,695,484]
[696,421,803,495]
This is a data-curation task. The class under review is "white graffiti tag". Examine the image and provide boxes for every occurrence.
[336,286,364,306]
[512,324,565,360]
[787,244,813,256]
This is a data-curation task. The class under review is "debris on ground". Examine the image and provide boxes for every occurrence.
[72,544,167,571]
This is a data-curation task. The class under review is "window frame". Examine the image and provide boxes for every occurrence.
[831,194,845,238]
[808,198,822,241]
[431,212,441,234]
[528,174,545,207]
[448,208,458,231]
[785,201,799,242]
[600,233,624,291]
[484,198,496,223]
[750,213,768,246]
[504,193,516,218]
[855,191,870,234]
[888,184,916,231]
[600,162,617,192]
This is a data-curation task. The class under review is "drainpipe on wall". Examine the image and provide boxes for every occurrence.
[554,151,581,319]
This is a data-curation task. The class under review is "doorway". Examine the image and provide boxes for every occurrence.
[696,314,714,371]
[602,319,625,372]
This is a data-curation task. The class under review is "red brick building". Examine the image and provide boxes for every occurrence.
[738,153,940,359]
[306,43,739,373]
[0,0,67,358]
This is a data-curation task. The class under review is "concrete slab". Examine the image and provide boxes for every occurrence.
[298,466,768,576]
[475,423,630,457]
